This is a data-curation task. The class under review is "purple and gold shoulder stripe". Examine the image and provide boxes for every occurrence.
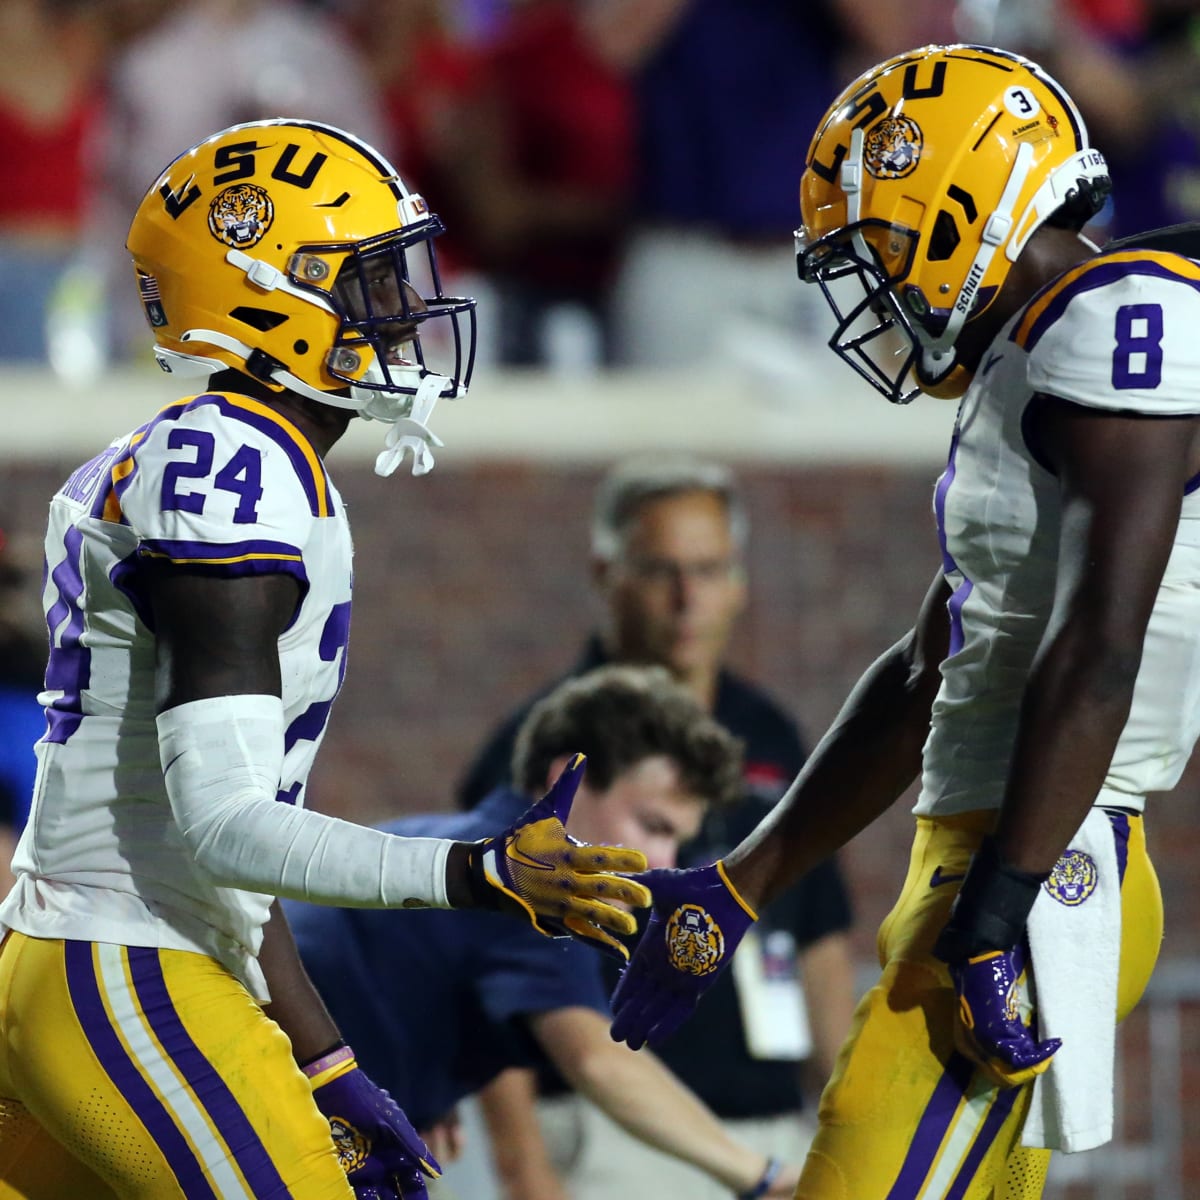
[99,392,334,525]
[1011,250,1200,353]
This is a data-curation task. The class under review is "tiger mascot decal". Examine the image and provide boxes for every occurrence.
[665,903,726,977]
[208,183,275,249]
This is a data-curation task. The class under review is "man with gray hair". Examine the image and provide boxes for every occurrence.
[457,455,857,1200]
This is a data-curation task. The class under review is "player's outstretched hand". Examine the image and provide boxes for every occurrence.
[610,861,757,1050]
[946,947,1061,1088]
[465,754,652,959]
[310,1051,441,1200]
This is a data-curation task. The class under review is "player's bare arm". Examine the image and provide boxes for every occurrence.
[722,567,950,911]
[533,1006,799,1197]
[995,397,1200,874]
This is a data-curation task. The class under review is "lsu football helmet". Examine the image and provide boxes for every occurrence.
[796,45,1110,403]
[126,119,476,475]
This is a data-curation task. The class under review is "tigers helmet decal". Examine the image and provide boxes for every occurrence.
[125,119,477,469]
[795,44,1110,403]
[207,184,274,249]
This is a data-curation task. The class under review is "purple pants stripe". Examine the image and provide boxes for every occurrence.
[125,947,293,1199]
[885,1052,975,1199]
[63,940,218,1199]
[944,1083,1020,1199]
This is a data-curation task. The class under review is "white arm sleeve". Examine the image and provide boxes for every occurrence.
[157,694,453,908]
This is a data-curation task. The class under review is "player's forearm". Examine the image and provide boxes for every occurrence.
[257,900,342,1063]
[798,933,858,1085]
[543,1011,767,1193]
[997,623,1140,874]
[725,628,937,911]
[158,695,461,908]
[476,1069,568,1200]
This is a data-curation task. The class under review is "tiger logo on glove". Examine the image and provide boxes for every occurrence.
[327,1115,370,1174]
[665,903,725,976]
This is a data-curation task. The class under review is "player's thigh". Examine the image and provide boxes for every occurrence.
[800,816,1028,1200]
[1,934,351,1200]
[0,1094,119,1200]
[1115,814,1162,1020]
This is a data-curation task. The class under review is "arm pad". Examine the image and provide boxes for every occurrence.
[157,694,451,908]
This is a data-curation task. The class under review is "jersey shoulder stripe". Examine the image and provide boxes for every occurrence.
[103,393,333,523]
[137,538,309,594]
[1011,250,1200,353]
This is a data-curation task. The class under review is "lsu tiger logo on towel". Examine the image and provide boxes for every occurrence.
[1044,848,1098,906]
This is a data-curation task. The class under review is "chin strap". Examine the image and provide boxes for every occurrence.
[173,328,460,478]
[372,372,455,478]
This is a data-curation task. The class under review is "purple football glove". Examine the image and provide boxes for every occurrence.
[932,836,1060,1088]
[610,861,757,1051]
[310,1055,441,1200]
[465,753,652,958]
[948,947,1061,1088]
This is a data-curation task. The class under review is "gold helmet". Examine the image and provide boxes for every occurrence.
[796,45,1109,403]
[126,119,476,474]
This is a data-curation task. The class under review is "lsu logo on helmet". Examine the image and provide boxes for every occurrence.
[665,903,725,976]
[864,115,922,180]
[1044,849,1098,906]
[207,183,274,249]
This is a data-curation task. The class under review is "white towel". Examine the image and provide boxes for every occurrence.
[1022,806,1122,1152]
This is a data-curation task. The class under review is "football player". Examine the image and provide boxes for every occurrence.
[0,119,650,1200]
[610,44,1198,1199]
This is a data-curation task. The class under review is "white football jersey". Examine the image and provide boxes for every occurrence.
[0,392,352,993]
[918,248,1200,817]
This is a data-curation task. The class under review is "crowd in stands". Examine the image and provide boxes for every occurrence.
[5,0,1196,377]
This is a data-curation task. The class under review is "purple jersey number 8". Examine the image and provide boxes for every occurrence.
[1112,302,1163,391]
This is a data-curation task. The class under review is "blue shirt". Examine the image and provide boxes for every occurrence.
[634,0,841,236]
[0,683,44,829]
[284,788,610,1128]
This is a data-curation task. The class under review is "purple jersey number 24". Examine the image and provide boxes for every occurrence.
[161,428,264,524]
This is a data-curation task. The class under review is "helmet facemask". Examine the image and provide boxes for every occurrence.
[797,218,924,404]
[317,219,477,420]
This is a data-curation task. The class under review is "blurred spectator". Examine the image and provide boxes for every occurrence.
[1077,0,1200,239]
[348,0,482,271]
[89,0,387,363]
[952,0,1200,242]
[0,0,108,364]
[379,2,638,367]
[0,524,46,894]
[608,0,928,372]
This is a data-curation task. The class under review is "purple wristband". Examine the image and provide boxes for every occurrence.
[302,1043,354,1079]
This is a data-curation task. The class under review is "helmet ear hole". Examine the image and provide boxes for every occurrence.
[230,306,288,332]
[928,211,961,262]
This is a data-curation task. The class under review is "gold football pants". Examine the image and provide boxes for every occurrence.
[0,933,353,1199]
[796,809,1161,1200]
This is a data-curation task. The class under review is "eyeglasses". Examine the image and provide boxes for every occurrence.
[620,557,741,586]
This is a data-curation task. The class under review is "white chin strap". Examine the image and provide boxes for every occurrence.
[369,371,453,478]
[170,327,461,478]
